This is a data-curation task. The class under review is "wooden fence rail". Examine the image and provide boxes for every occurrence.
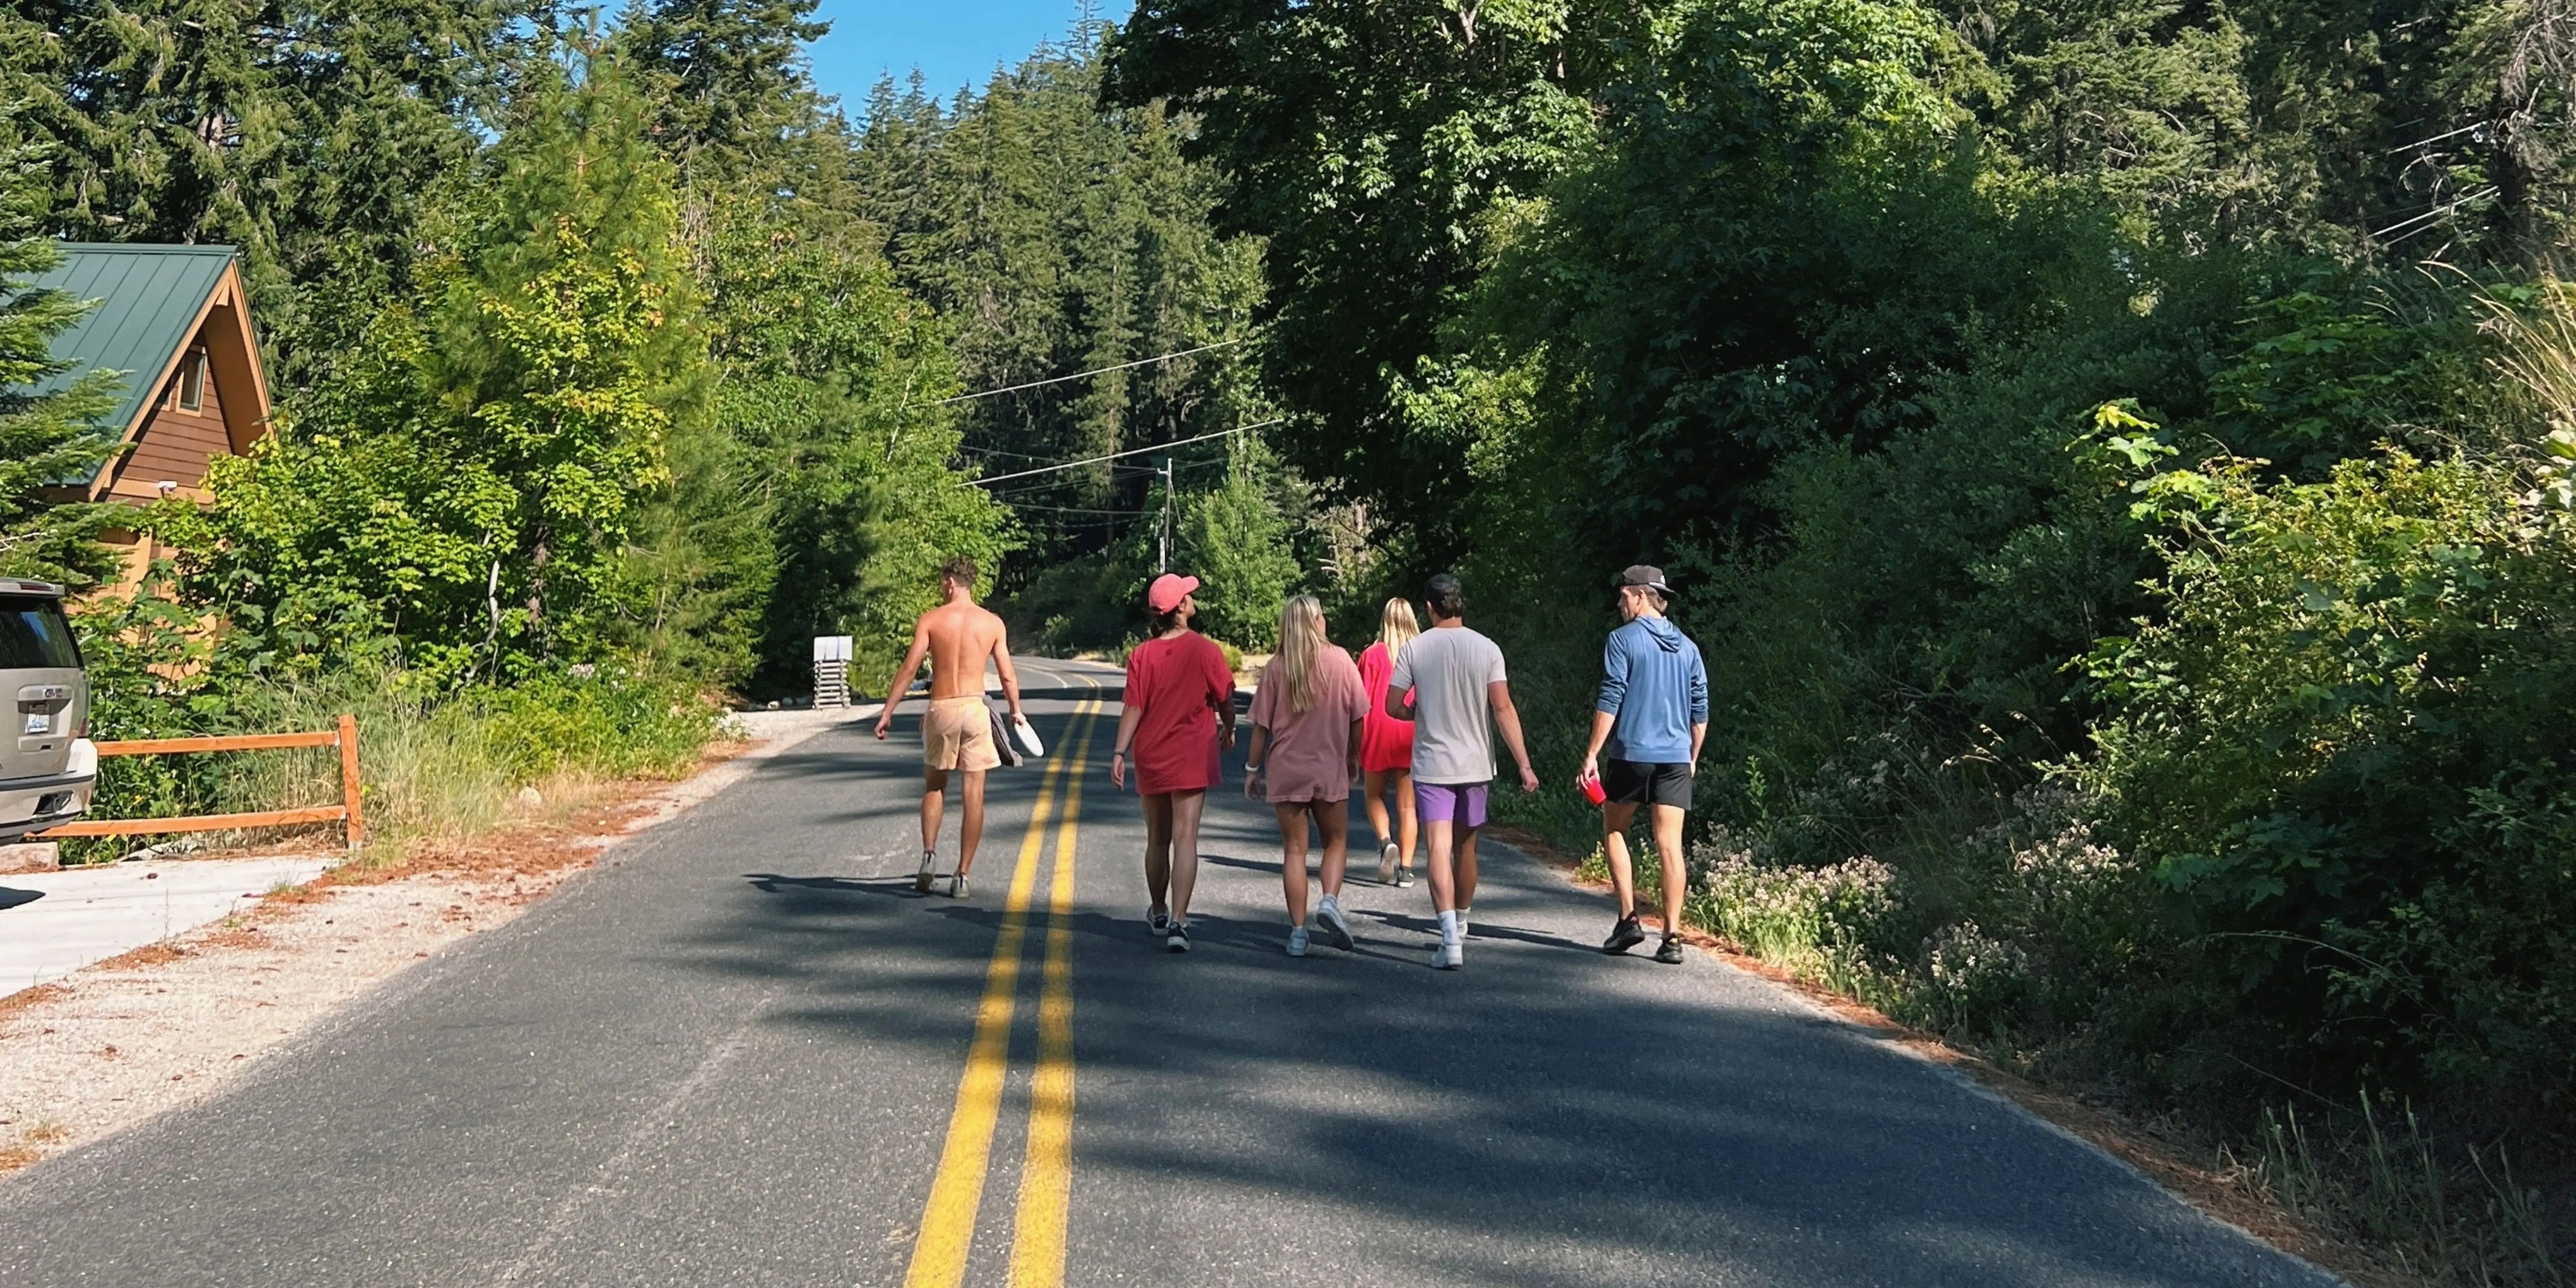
[37,714,363,850]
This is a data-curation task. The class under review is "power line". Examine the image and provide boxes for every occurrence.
[981,455,1225,500]
[963,420,1283,487]
[929,340,1248,406]
[1000,501,1152,516]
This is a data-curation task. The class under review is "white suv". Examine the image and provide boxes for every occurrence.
[0,578,94,842]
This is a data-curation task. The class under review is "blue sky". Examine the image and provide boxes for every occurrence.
[805,0,1131,110]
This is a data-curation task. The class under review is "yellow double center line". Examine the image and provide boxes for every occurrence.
[906,689,1099,1288]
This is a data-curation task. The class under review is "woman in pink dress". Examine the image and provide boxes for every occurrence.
[1357,597,1421,886]
[1245,595,1369,956]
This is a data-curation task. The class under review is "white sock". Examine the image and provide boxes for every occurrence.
[1437,909,1460,945]
[1459,905,1472,933]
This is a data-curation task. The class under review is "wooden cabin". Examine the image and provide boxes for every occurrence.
[30,244,273,585]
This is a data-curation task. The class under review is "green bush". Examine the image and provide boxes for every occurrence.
[2083,446,2576,1092]
[65,574,720,860]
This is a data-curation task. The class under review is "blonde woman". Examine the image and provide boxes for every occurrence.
[1357,597,1421,886]
[1244,595,1370,956]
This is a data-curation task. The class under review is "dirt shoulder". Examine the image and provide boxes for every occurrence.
[0,710,847,1174]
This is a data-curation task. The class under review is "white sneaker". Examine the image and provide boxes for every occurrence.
[1376,840,1399,884]
[1316,899,1354,951]
[1286,926,1310,957]
[1433,939,1463,970]
[1458,907,1471,938]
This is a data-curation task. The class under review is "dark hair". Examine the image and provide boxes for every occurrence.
[939,555,978,587]
[1426,572,1466,620]
[1151,607,1185,634]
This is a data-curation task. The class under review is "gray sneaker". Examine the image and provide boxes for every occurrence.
[1286,926,1310,957]
[1393,867,1415,888]
[914,850,936,893]
[1316,899,1355,951]
[948,873,970,899]
[1433,938,1463,971]
[1376,840,1399,884]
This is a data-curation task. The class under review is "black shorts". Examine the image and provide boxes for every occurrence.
[1603,758,1692,809]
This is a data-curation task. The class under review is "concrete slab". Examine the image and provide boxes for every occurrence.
[0,858,331,993]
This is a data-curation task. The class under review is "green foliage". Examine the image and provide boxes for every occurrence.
[182,56,709,683]
[67,569,712,858]
[1174,442,1298,650]
[2083,445,2576,1087]
[0,0,535,376]
[648,201,1010,693]
[1107,0,1601,558]
[855,32,1270,578]
[618,0,834,190]
[0,107,121,586]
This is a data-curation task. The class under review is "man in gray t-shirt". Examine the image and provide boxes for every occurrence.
[1386,573,1540,970]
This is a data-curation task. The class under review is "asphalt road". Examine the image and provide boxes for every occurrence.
[0,658,2341,1287]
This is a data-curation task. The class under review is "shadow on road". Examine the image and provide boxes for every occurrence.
[659,718,2315,1288]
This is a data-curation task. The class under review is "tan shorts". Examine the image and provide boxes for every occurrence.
[923,697,1001,772]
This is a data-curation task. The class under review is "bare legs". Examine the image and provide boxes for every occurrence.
[918,767,988,877]
[1142,789,1209,922]
[1423,818,1481,914]
[1603,800,1687,930]
[1274,799,1351,925]
[1361,768,1417,873]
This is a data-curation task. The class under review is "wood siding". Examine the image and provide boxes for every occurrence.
[102,348,228,502]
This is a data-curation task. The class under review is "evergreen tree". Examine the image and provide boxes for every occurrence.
[850,32,1269,582]
[0,107,121,587]
[618,0,837,193]
[0,0,536,376]
[1175,438,1298,649]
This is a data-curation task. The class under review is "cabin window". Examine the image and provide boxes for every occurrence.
[177,349,206,411]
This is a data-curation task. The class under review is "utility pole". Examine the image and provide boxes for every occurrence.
[1155,456,1173,572]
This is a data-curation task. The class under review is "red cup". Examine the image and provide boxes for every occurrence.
[1579,769,1607,806]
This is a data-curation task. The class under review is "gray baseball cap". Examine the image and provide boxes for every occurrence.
[1618,565,1674,596]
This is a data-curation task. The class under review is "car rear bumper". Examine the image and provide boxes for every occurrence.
[0,741,97,842]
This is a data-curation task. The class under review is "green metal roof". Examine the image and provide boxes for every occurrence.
[23,244,239,483]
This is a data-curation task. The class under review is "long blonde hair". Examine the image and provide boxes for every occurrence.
[1378,596,1421,659]
[1273,594,1328,713]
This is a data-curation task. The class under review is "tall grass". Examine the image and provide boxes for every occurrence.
[73,665,719,862]
[2250,1100,2565,1287]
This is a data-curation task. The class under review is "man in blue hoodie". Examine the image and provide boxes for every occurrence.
[1581,565,1709,963]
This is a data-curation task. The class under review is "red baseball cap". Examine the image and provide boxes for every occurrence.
[1147,573,1200,613]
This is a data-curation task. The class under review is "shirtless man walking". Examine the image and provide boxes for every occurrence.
[875,556,1026,899]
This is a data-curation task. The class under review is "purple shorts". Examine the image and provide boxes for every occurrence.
[1414,781,1489,828]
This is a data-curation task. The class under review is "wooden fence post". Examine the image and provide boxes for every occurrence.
[338,713,364,850]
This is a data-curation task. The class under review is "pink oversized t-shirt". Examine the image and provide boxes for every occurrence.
[1250,645,1368,803]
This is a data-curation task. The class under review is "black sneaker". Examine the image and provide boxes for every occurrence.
[1603,917,1647,955]
[914,850,936,894]
[1147,907,1170,936]
[1166,921,1191,954]
[1653,935,1685,965]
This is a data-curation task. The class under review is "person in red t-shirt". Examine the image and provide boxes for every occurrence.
[1110,572,1237,953]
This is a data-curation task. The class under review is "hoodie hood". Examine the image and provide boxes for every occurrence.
[1635,614,1686,653]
